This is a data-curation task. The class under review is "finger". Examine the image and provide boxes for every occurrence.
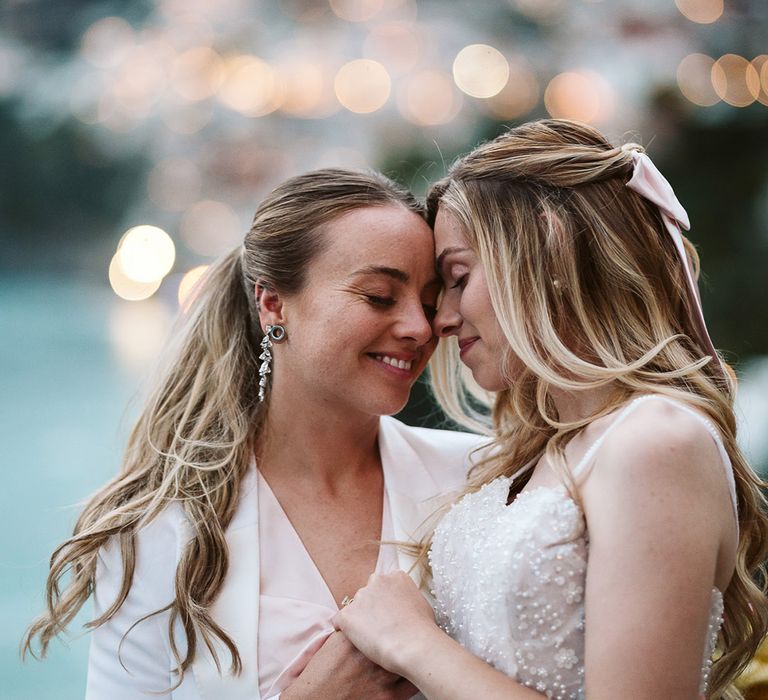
[331,610,343,631]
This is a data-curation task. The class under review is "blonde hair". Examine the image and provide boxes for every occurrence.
[424,119,768,699]
[23,168,425,684]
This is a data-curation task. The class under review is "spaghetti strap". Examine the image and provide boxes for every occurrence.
[572,395,739,523]
[571,395,653,477]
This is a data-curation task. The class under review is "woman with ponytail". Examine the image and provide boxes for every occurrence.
[333,121,768,699]
[24,168,485,699]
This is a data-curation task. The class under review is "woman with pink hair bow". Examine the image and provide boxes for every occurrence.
[333,119,768,700]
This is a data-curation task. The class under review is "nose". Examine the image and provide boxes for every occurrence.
[433,295,462,337]
[396,299,435,346]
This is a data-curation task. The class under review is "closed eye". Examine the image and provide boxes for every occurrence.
[365,295,396,307]
[451,274,468,290]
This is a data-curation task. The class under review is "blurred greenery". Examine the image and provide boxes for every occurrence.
[0,99,148,275]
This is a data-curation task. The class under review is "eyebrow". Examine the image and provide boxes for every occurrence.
[350,265,410,283]
[435,246,469,273]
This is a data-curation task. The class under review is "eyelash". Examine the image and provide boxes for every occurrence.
[365,295,395,307]
[366,295,437,318]
[451,273,468,289]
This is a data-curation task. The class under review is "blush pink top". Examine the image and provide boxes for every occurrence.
[256,470,399,699]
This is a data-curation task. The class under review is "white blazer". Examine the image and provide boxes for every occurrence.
[85,417,486,700]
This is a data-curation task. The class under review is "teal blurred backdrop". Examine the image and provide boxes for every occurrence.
[2,0,768,698]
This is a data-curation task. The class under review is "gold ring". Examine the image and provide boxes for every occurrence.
[341,595,354,607]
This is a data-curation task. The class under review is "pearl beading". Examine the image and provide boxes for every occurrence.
[429,474,724,699]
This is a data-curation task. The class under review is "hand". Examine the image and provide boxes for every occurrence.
[332,571,440,677]
[280,630,418,700]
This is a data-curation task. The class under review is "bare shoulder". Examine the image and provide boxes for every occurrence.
[583,397,732,529]
[594,397,726,483]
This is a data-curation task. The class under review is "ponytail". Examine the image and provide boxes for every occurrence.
[25,167,424,683]
[23,246,261,680]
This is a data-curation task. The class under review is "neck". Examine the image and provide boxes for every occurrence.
[548,383,621,424]
[257,386,381,490]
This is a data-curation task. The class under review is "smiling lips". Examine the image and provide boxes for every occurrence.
[458,336,479,357]
[374,354,413,370]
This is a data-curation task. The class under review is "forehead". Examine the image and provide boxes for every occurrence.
[315,204,435,279]
[434,206,469,252]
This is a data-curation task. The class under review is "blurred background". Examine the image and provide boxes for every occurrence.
[2,0,767,697]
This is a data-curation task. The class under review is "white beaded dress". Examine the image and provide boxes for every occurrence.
[429,395,737,700]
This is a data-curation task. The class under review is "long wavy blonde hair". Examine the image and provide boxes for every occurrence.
[22,168,425,684]
[424,119,768,699]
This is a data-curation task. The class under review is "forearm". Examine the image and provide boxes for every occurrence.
[398,627,543,700]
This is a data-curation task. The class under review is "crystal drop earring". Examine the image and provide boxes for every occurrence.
[258,324,286,402]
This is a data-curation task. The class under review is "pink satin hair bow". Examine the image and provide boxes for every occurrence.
[626,151,726,381]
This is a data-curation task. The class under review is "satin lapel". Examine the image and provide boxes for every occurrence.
[379,418,452,586]
[192,466,261,700]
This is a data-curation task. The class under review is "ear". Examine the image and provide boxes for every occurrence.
[255,281,285,330]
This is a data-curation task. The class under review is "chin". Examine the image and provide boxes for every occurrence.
[471,368,507,393]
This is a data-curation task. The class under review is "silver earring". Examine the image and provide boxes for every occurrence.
[258,324,286,403]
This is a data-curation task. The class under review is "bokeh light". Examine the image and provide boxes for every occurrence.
[180,200,242,257]
[677,53,720,107]
[278,57,339,118]
[171,47,225,102]
[219,55,283,117]
[484,56,539,119]
[675,0,723,24]
[117,225,176,283]
[363,22,422,76]
[111,48,168,117]
[453,44,510,99]
[108,254,163,301]
[329,0,385,22]
[712,54,760,107]
[334,59,391,113]
[752,55,768,106]
[397,70,463,126]
[544,70,614,123]
[80,16,135,69]
[178,265,210,310]
[109,298,173,371]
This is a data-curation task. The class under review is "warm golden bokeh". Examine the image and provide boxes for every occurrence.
[334,59,391,113]
[544,70,613,123]
[80,16,135,69]
[108,254,163,301]
[329,0,385,22]
[178,265,210,310]
[117,225,176,284]
[675,0,724,24]
[677,53,720,107]
[278,56,340,118]
[712,54,760,107]
[397,70,463,126]
[171,47,225,102]
[750,55,768,107]
[218,55,284,117]
[452,44,510,99]
[364,22,422,75]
